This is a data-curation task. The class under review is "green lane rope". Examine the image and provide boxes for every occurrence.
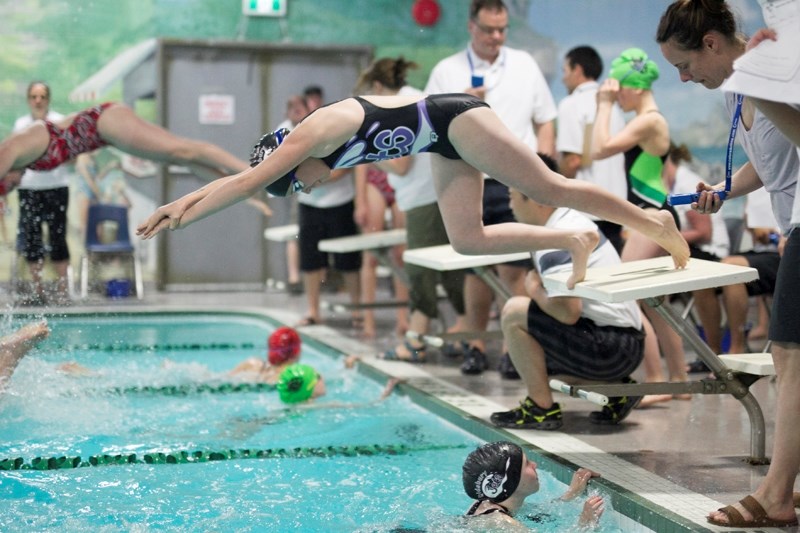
[0,443,469,471]
[57,341,256,353]
[103,382,277,396]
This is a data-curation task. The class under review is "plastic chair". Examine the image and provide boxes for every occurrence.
[80,203,143,299]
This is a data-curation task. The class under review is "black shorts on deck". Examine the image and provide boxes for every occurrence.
[298,201,362,272]
[526,300,644,381]
[769,227,800,344]
[17,187,70,262]
[740,251,780,297]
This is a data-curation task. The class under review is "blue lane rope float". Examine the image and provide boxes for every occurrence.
[0,444,469,471]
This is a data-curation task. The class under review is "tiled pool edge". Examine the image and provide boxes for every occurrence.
[17,307,722,533]
[293,322,723,533]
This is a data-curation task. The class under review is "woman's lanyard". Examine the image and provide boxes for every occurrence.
[668,93,743,205]
[723,94,744,196]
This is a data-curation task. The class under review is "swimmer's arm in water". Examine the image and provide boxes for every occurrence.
[221,378,403,440]
[292,377,403,410]
[56,361,97,377]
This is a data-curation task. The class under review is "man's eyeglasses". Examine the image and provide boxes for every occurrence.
[472,21,508,35]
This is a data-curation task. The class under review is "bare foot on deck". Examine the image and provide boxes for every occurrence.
[0,321,50,382]
[648,210,690,268]
[638,394,673,408]
[566,229,600,289]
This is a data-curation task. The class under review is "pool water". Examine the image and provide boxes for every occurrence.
[0,313,624,532]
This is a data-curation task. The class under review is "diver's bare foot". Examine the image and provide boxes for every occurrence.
[650,210,690,268]
[566,229,600,289]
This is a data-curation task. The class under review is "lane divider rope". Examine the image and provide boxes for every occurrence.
[102,382,277,396]
[0,443,469,471]
[56,341,256,352]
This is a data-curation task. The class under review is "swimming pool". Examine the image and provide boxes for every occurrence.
[1,312,651,531]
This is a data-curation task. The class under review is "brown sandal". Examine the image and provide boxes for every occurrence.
[707,495,799,528]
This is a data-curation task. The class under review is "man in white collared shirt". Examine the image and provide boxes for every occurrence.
[557,46,627,253]
[425,0,557,377]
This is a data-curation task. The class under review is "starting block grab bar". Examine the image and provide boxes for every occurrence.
[549,379,609,406]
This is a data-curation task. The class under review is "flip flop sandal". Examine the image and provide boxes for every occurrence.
[377,341,426,363]
[707,495,799,528]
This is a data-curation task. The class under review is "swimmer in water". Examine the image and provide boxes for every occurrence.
[462,441,604,530]
[229,326,302,384]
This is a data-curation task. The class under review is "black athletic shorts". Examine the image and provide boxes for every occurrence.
[769,227,800,344]
[526,300,644,381]
[298,201,362,272]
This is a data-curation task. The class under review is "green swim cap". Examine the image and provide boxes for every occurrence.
[609,48,660,90]
[277,364,319,404]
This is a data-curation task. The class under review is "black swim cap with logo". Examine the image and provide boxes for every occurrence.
[462,441,523,503]
[250,128,301,197]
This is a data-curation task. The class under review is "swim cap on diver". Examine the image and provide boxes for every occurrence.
[609,48,660,90]
[249,128,301,197]
[268,326,301,366]
[276,363,319,404]
[462,441,524,503]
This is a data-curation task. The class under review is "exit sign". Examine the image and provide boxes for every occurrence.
[243,0,287,16]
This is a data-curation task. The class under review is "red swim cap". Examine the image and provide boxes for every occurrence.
[268,326,301,365]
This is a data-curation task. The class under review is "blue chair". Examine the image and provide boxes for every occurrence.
[80,203,143,299]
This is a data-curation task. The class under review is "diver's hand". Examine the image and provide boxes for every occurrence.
[136,201,186,239]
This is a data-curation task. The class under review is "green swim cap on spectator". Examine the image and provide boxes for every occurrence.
[277,364,319,404]
[609,48,660,89]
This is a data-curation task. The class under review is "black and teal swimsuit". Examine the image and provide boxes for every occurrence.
[624,145,679,227]
[624,145,668,208]
[320,94,489,169]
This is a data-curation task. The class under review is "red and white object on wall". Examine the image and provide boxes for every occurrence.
[412,0,440,27]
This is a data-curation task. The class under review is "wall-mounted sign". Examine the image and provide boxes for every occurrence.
[198,94,235,125]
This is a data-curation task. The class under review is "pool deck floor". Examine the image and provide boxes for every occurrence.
[8,283,799,532]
